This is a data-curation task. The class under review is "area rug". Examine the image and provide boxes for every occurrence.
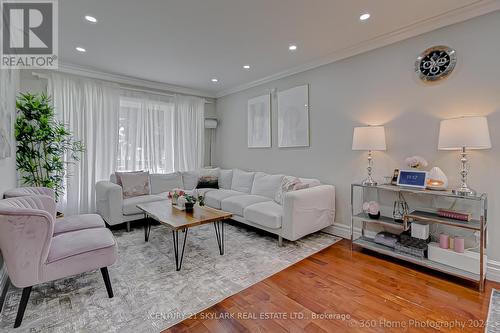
[0,222,340,332]
[486,289,500,332]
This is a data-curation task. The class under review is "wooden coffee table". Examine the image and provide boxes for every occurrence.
[137,200,232,271]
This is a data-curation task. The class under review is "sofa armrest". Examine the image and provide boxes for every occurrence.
[282,185,335,241]
[96,181,123,225]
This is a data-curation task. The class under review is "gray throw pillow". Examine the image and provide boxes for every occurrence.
[120,171,151,198]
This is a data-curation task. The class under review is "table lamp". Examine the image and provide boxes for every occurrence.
[352,126,386,186]
[438,116,491,196]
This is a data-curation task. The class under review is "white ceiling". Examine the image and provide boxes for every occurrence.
[59,0,500,97]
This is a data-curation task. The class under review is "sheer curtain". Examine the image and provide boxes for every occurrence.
[48,73,120,215]
[117,91,175,173]
[174,95,205,171]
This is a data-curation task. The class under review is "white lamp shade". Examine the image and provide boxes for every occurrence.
[352,126,386,151]
[438,116,491,150]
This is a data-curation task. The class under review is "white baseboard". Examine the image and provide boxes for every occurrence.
[487,259,500,282]
[329,223,500,283]
[323,223,361,239]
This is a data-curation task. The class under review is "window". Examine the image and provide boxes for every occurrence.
[117,96,175,173]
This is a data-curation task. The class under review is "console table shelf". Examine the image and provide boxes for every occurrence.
[353,213,408,231]
[351,183,487,292]
[353,237,480,282]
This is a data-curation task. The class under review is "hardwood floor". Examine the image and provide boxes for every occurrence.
[164,239,499,333]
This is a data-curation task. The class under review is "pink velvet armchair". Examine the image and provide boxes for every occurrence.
[0,195,117,328]
[3,186,55,200]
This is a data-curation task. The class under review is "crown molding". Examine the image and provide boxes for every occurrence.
[57,62,216,98]
[216,0,500,98]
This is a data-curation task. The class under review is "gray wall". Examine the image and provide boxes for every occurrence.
[214,12,500,260]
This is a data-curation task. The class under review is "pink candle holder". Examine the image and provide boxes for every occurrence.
[454,237,465,253]
[439,234,449,249]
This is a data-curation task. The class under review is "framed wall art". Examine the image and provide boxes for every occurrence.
[277,84,309,148]
[247,94,271,148]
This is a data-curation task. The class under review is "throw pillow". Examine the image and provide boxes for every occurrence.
[231,169,255,193]
[115,170,144,187]
[218,169,233,189]
[274,176,310,205]
[120,171,151,199]
[197,168,220,189]
[181,171,200,190]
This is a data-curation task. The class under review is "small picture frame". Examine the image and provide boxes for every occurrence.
[397,170,428,189]
[391,169,399,185]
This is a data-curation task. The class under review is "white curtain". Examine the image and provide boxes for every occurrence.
[48,73,120,215]
[174,95,205,171]
[0,68,19,160]
[117,91,175,173]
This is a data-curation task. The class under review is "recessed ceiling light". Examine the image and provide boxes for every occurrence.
[289,44,297,51]
[76,47,86,52]
[211,78,218,83]
[359,13,371,21]
[84,15,97,23]
[243,65,250,70]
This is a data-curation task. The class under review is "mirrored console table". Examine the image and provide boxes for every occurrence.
[350,183,487,292]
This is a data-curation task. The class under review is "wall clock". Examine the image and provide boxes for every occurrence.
[415,46,456,82]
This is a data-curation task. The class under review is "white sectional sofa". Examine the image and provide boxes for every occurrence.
[96,169,335,243]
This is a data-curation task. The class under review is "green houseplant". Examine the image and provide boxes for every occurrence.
[15,93,85,200]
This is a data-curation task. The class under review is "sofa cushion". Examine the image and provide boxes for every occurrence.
[120,171,151,198]
[244,201,283,229]
[204,189,245,209]
[122,194,164,215]
[218,169,233,189]
[221,195,271,217]
[54,214,105,235]
[231,169,255,193]
[182,171,200,190]
[150,172,184,194]
[48,228,116,263]
[251,172,284,199]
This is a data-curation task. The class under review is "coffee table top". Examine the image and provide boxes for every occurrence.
[137,200,232,230]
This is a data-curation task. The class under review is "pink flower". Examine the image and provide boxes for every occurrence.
[362,201,380,215]
[405,156,428,169]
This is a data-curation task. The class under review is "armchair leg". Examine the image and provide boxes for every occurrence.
[14,286,32,328]
[126,221,131,232]
[100,267,114,298]
[0,276,10,314]
[278,236,283,247]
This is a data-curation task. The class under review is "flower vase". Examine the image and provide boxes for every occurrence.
[172,197,178,205]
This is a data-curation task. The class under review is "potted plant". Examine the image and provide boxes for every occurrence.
[15,93,85,202]
[183,194,197,212]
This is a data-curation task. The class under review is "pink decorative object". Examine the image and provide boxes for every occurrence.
[439,234,449,249]
[362,201,380,220]
[405,156,428,169]
[454,237,465,253]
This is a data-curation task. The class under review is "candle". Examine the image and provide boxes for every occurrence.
[454,237,465,253]
[439,234,449,249]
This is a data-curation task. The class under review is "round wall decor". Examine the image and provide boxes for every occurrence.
[415,46,456,82]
